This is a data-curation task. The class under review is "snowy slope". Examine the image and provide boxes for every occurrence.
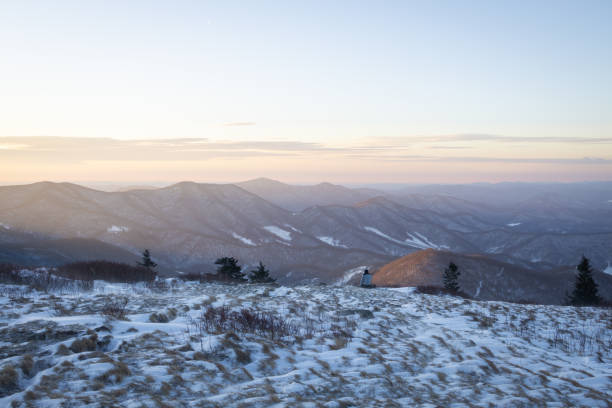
[0,279,610,407]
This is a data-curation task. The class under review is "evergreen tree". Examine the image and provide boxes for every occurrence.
[443,262,460,292]
[214,257,246,282]
[568,256,600,306]
[138,249,157,270]
[248,262,275,283]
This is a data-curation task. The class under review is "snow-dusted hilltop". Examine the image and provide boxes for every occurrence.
[0,280,610,407]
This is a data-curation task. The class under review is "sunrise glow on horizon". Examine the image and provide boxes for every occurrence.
[1,1,611,184]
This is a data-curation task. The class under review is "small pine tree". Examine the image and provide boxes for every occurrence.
[443,262,460,292]
[568,256,600,306]
[214,257,246,282]
[138,249,157,270]
[249,262,275,283]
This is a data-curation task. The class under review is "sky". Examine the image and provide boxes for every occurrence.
[1,0,611,185]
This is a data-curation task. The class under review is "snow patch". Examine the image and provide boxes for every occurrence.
[364,226,444,250]
[107,225,129,233]
[317,236,348,248]
[284,224,302,233]
[474,280,483,298]
[604,263,612,276]
[507,223,521,227]
[387,287,417,294]
[406,232,447,250]
[0,222,10,230]
[231,232,256,246]
[263,226,292,241]
[335,266,367,285]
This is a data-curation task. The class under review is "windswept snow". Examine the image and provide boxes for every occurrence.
[317,236,348,248]
[0,222,10,230]
[604,263,612,276]
[231,232,256,246]
[263,225,291,241]
[0,280,609,407]
[507,222,521,227]
[107,225,129,233]
[364,226,444,249]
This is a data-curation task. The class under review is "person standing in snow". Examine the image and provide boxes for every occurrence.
[360,269,374,288]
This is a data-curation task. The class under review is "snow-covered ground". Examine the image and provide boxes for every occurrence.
[0,280,610,407]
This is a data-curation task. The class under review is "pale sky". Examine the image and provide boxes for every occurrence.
[1,1,611,184]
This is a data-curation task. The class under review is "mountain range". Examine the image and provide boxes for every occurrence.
[0,178,611,298]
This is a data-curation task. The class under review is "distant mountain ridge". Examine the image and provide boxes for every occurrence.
[0,179,611,289]
[237,177,382,212]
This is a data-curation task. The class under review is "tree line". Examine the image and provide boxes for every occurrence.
[138,250,275,284]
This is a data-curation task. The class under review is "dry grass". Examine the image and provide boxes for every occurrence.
[0,365,18,397]
[149,307,178,323]
[69,333,98,353]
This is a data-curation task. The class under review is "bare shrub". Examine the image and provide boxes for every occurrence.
[149,308,177,323]
[69,333,98,353]
[55,344,71,356]
[102,296,129,320]
[0,365,19,397]
[20,355,34,378]
[144,279,171,292]
[57,260,156,283]
[548,323,611,355]
[0,264,24,285]
[0,264,93,293]
[96,360,131,384]
[180,272,203,281]
[191,305,298,340]
[416,285,471,299]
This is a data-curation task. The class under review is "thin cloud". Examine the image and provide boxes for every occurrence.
[370,134,612,146]
[2,136,611,167]
[223,122,256,127]
[364,155,612,164]
[0,136,335,162]
[428,145,471,150]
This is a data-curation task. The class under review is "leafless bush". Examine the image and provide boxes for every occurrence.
[548,323,611,355]
[145,279,172,292]
[416,285,471,299]
[180,272,203,281]
[149,308,177,323]
[102,296,129,320]
[0,365,19,397]
[69,333,98,353]
[0,264,93,293]
[57,260,156,283]
[190,305,298,341]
